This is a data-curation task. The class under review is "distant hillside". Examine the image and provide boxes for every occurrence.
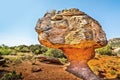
[108,38,120,48]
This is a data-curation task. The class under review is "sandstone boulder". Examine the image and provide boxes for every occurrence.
[35,8,107,80]
[35,8,107,49]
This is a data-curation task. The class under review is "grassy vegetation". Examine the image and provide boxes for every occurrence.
[0,45,12,55]
[42,48,65,58]
[0,42,120,63]
[95,45,112,55]
[0,40,120,62]
[109,41,120,48]
[0,40,120,64]
[96,39,120,56]
[0,44,65,57]
[0,44,66,64]
[0,42,120,79]
[1,70,23,80]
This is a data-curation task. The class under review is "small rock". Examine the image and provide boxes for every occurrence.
[31,66,42,72]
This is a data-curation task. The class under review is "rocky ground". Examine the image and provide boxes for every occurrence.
[0,55,120,80]
[0,60,81,80]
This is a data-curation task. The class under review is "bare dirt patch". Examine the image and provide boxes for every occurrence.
[0,60,81,80]
[0,55,120,80]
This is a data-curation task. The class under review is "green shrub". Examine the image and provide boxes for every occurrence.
[14,46,20,52]
[0,48,11,55]
[109,70,117,75]
[43,48,65,58]
[0,44,49,55]
[20,47,30,52]
[34,50,40,54]
[9,50,17,55]
[51,49,65,58]
[1,70,23,80]
[96,45,112,55]
[40,46,48,53]
[110,41,120,48]
[0,44,17,55]
[29,44,48,54]
[29,44,41,52]
[59,58,67,63]
[30,44,48,54]
[14,45,30,52]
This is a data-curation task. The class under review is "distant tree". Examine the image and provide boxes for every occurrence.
[51,49,65,58]
[43,48,65,58]
[20,47,30,52]
[29,44,48,54]
[0,45,11,55]
[14,45,30,52]
[96,45,112,55]
[29,44,41,53]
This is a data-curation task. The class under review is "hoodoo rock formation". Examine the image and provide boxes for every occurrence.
[35,8,107,80]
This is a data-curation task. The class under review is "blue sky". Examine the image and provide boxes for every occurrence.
[0,0,120,46]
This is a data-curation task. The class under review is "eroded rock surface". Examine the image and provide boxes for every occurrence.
[35,8,107,80]
[36,8,107,48]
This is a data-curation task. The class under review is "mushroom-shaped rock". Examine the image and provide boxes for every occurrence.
[35,8,107,80]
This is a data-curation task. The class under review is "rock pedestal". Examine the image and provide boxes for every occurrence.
[35,8,107,80]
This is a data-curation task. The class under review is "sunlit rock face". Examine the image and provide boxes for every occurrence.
[35,8,107,49]
[35,8,107,80]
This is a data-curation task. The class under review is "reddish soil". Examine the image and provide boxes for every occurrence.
[0,60,81,80]
[0,55,120,80]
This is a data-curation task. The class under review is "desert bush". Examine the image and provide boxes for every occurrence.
[0,44,18,55]
[40,46,48,53]
[4,56,22,64]
[110,41,120,48]
[43,48,65,58]
[34,46,48,55]
[9,50,17,55]
[59,57,68,64]
[0,44,49,55]
[29,44,40,53]
[14,45,30,53]
[29,44,48,55]
[96,45,112,55]
[14,47,21,52]
[1,70,23,80]
[51,49,65,58]
[0,47,11,55]
[20,47,30,52]
[109,70,117,75]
